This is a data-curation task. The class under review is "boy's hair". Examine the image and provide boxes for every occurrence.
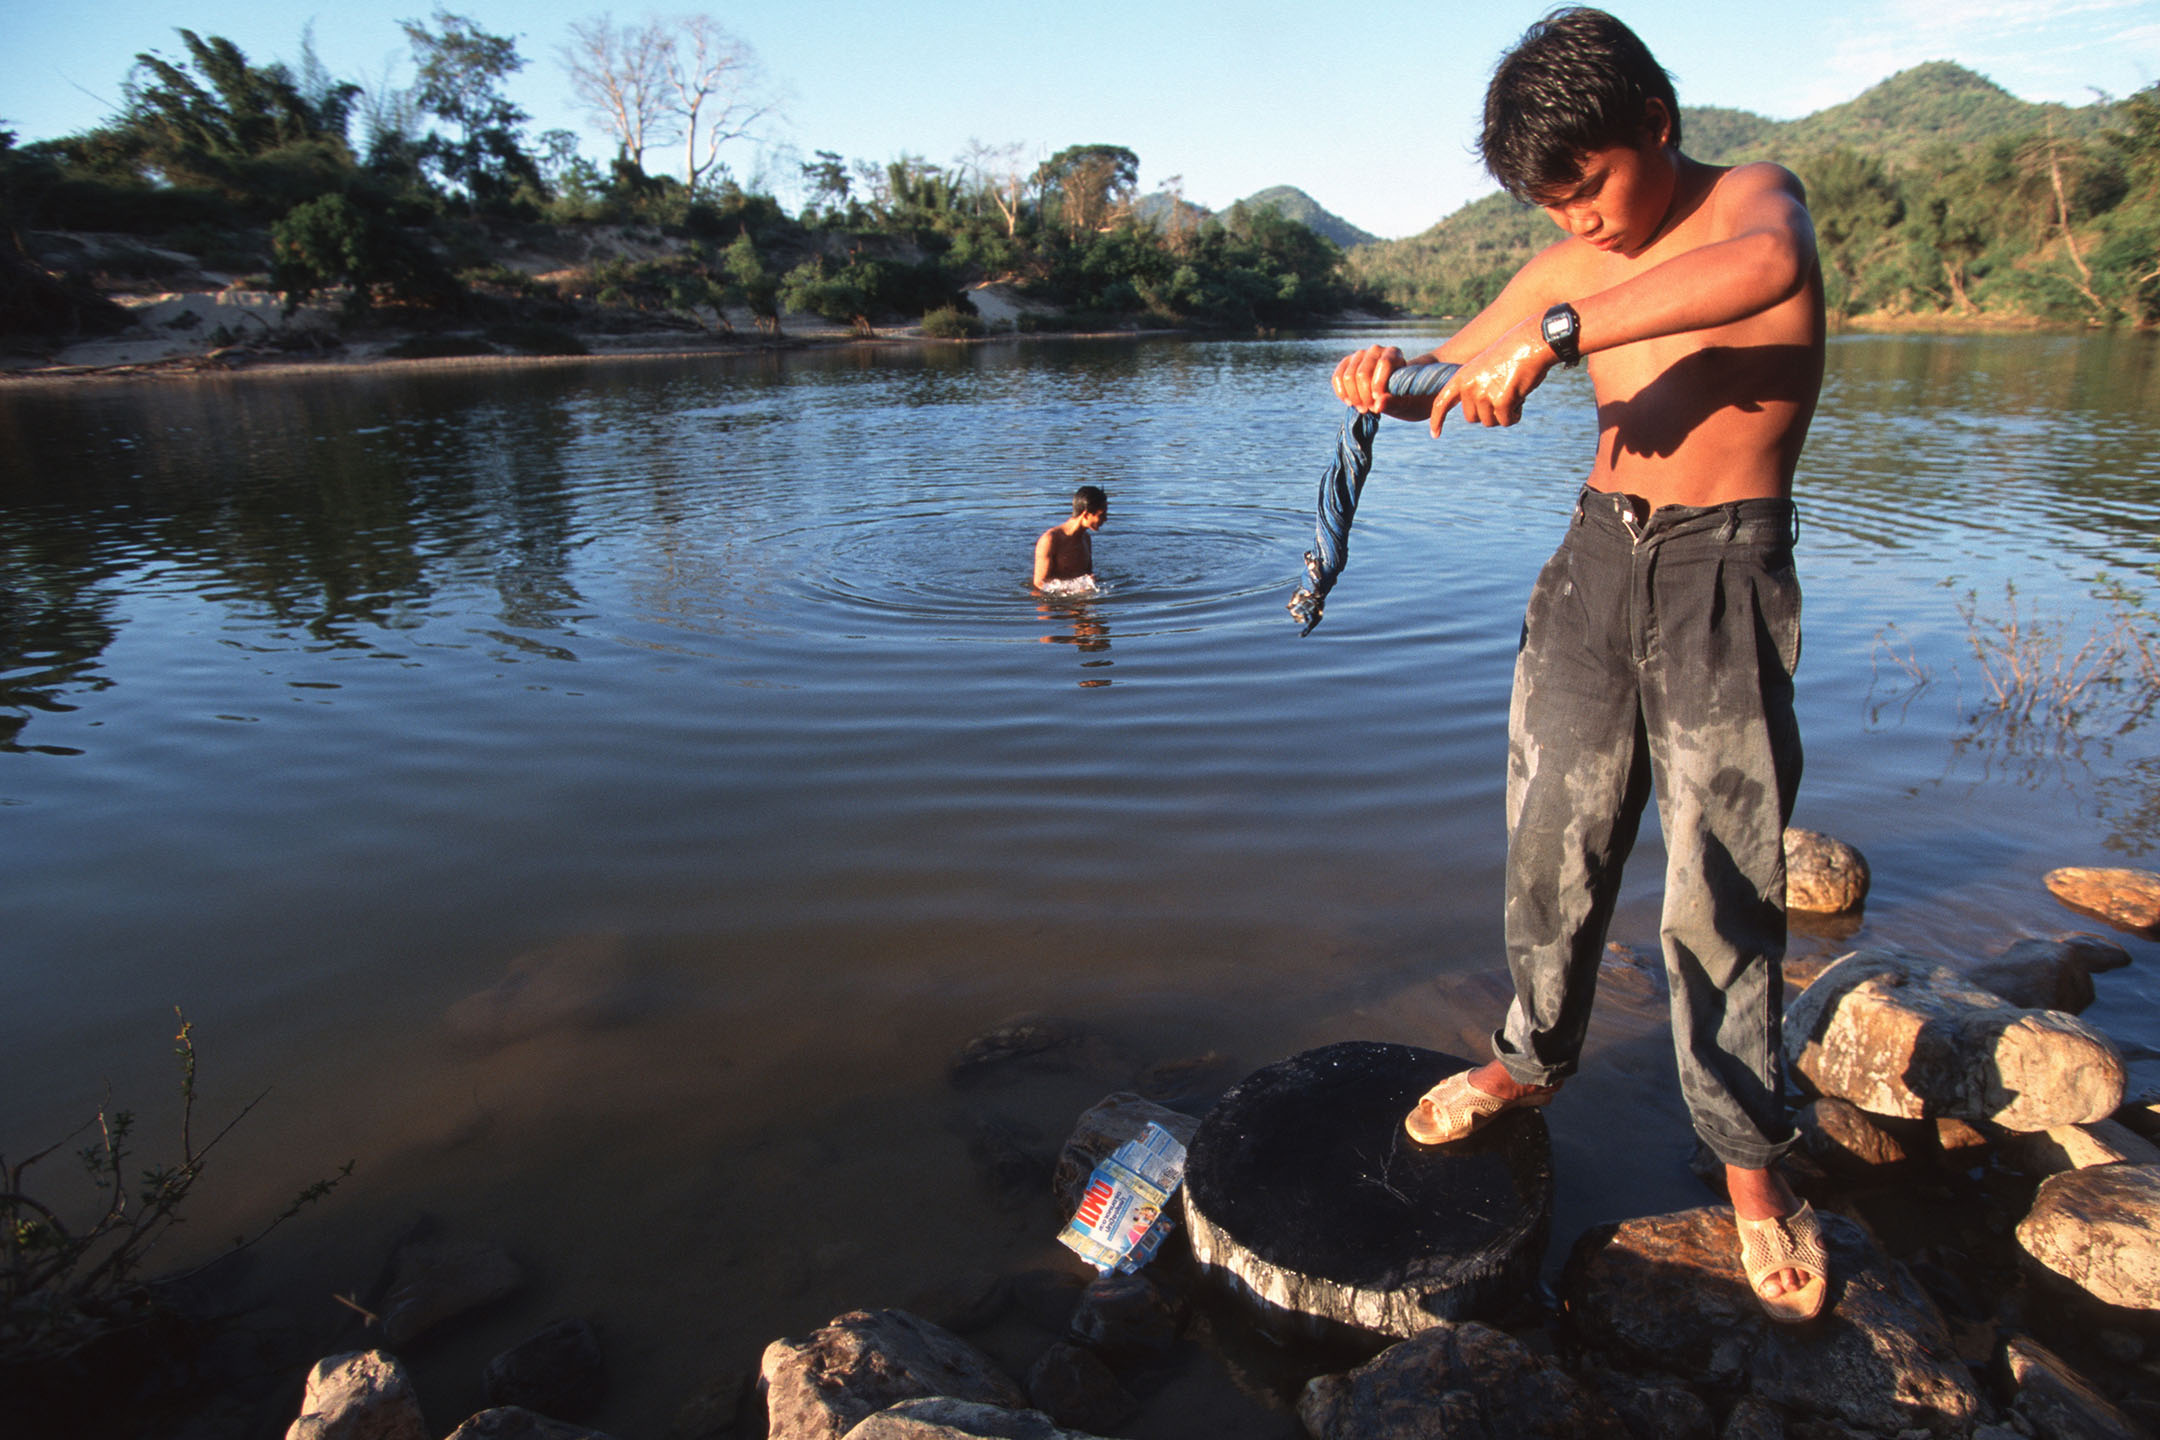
[1481,7,1681,204]
[1072,485,1108,517]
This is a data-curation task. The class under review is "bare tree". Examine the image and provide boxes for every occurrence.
[659,14,772,196]
[957,138,1034,236]
[559,13,674,169]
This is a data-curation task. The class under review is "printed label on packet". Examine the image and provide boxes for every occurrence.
[1055,1122,1187,1274]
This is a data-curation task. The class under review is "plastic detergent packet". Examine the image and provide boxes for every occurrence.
[1056,1122,1187,1274]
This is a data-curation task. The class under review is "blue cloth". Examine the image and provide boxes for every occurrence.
[1288,361,1459,634]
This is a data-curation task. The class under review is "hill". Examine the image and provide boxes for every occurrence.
[1134,184,1378,251]
[1346,61,2141,319]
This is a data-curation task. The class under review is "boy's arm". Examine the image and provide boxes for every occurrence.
[1430,164,1817,436]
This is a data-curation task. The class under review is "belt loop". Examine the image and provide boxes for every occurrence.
[1720,507,1739,543]
[1790,506,1802,548]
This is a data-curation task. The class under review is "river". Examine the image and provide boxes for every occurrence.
[3,328,2158,1436]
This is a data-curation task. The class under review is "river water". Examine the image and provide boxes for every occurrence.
[4,329,2159,1435]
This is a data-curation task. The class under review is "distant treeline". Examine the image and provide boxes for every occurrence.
[0,16,1370,339]
[1351,64,2160,327]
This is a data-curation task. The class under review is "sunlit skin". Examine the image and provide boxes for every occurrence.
[1333,98,1826,1302]
[1032,505,1105,588]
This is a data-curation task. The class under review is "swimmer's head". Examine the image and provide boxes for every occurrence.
[1072,485,1108,520]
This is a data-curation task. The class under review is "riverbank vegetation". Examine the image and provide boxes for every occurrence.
[3,17,2155,357]
[1351,63,2160,327]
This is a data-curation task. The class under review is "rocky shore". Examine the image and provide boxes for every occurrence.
[261,834,2160,1440]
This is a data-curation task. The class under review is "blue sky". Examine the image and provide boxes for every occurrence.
[5,0,2157,238]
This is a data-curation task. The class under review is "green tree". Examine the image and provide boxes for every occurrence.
[1035,144,1139,235]
[399,8,542,210]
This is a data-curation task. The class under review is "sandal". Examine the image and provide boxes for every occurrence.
[1403,1070,1555,1146]
[1736,1201,1830,1323]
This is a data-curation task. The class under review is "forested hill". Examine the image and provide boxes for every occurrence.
[1135,185,1377,251]
[1347,61,2157,326]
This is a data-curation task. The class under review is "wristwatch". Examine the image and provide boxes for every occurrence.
[1541,302,1582,368]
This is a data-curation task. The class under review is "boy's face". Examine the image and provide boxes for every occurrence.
[1536,134,1677,258]
[1079,507,1107,531]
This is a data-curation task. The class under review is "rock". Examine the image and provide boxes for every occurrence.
[1782,953,1842,990]
[484,1317,604,1420]
[1129,1051,1236,1107]
[2121,1055,2160,1144]
[2003,1334,2150,1440]
[1581,1367,1714,1440]
[2016,1163,2160,1311]
[445,934,637,1050]
[1795,1096,1911,1174]
[1785,828,1871,914]
[1049,1093,1199,1214]
[1066,1272,1182,1363]
[1719,1395,1786,1440]
[1936,1117,1995,1159]
[1022,1342,1135,1435]
[442,1409,615,1440]
[1784,949,2125,1131]
[379,1239,523,1348]
[1183,1042,1553,1338]
[966,1117,1054,1210]
[841,1398,1114,1440]
[1962,937,2106,1013]
[284,1350,428,1440]
[1004,1269,1087,1334]
[1299,1320,1625,1440]
[1559,1205,1985,1435]
[2001,1121,2160,1176]
[950,1016,1098,1088]
[2046,867,2160,936]
[760,1309,1026,1440]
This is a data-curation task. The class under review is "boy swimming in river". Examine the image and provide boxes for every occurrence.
[1331,7,1828,1321]
[1033,485,1108,592]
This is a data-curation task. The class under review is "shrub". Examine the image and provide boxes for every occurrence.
[484,322,588,355]
[919,305,984,339]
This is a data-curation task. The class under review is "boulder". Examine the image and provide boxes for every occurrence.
[379,1239,522,1348]
[2016,1163,2160,1311]
[2001,1121,2160,1177]
[1783,950,2125,1131]
[760,1310,1026,1440]
[1718,1395,1786,1440]
[1559,1205,1986,1435]
[950,1016,1106,1088]
[1794,1096,1910,1174]
[2003,1334,2149,1440]
[1049,1093,1198,1215]
[1065,1272,1182,1363]
[1784,828,1870,914]
[2121,1055,2160,1144]
[840,1398,1113,1440]
[1297,1321,1628,1440]
[1961,936,2119,1013]
[284,1350,428,1440]
[2045,867,2160,937]
[441,1410,614,1440]
[1021,1342,1134,1436]
[1579,1367,1714,1440]
[484,1317,604,1419]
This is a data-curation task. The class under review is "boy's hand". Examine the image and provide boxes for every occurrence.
[1332,345,1428,419]
[1431,319,1559,437]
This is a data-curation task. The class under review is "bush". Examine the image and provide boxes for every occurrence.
[919,305,984,339]
[383,333,494,359]
[270,194,460,317]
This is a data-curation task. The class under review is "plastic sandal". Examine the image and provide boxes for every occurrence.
[1736,1201,1830,1323]
[1403,1069,1555,1146]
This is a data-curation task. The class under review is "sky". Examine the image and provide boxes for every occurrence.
[4,0,2157,239]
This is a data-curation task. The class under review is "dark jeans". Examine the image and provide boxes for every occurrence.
[1493,488,1803,1169]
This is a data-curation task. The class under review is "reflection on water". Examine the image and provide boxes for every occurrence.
[3,330,2159,1436]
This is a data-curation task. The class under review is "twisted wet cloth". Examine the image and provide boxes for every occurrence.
[1288,360,1460,635]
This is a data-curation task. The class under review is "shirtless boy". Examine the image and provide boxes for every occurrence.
[1331,7,1828,1320]
[1033,485,1108,589]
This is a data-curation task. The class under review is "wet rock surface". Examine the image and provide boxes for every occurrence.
[2016,1163,2160,1311]
[2045,866,2160,936]
[1559,1205,1986,1435]
[379,1237,524,1349]
[284,1349,429,1440]
[483,1317,604,1420]
[1785,827,1872,914]
[1297,1320,1628,1440]
[759,1309,1027,1440]
[1183,1042,1553,1338]
[1784,949,2125,1131]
